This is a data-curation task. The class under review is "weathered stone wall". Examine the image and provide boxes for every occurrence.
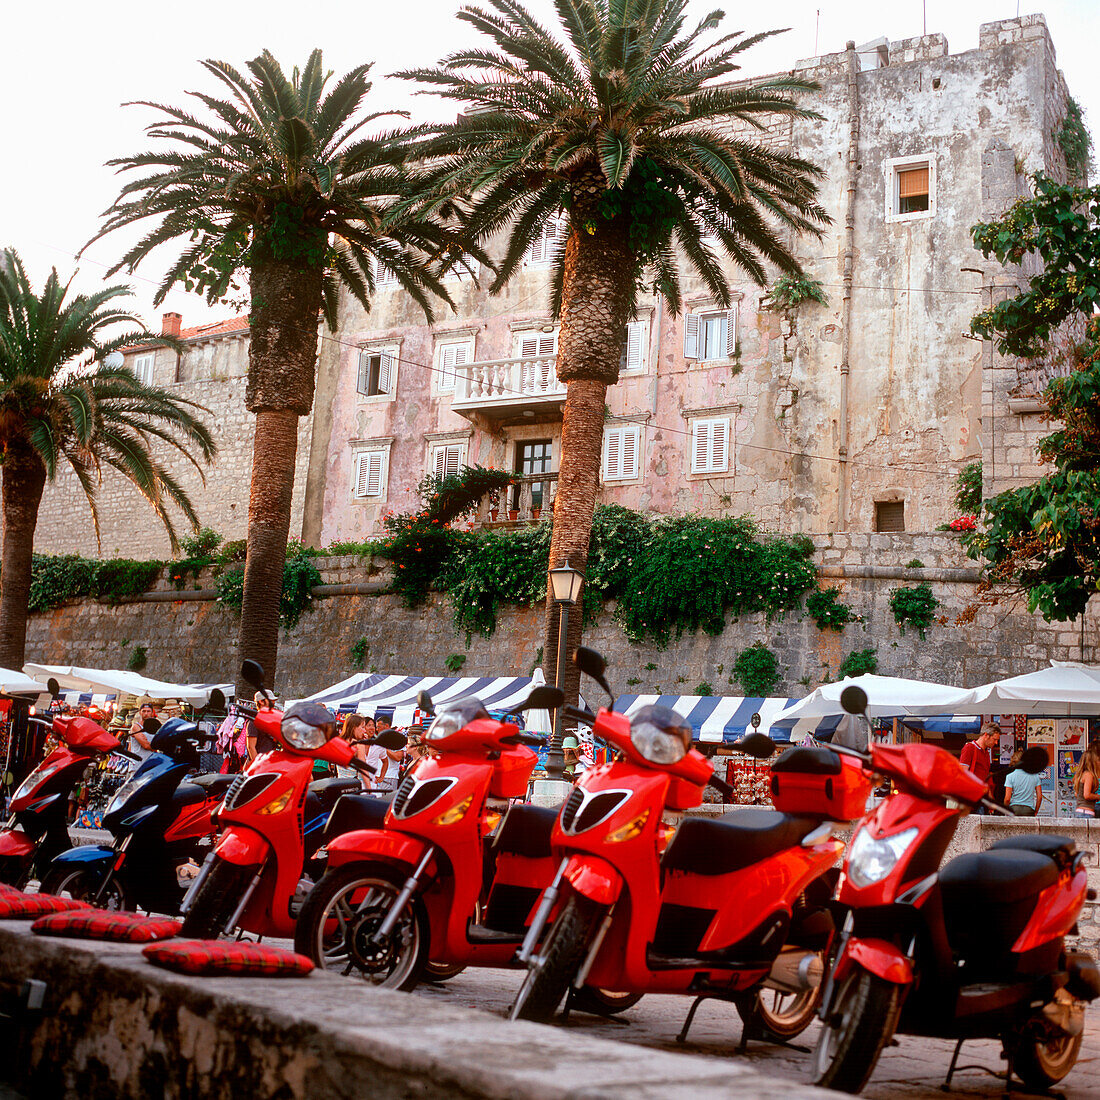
[24,535,1098,700]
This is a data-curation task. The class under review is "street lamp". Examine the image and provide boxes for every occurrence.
[546,559,584,781]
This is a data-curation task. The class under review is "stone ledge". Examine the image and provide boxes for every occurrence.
[0,923,833,1100]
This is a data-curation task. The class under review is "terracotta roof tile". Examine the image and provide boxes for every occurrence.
[121,316,249,354]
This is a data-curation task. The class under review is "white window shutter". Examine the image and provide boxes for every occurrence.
[711,418,729,472]
[354,454,369,497]
[622,427,639,479]
[433,446,447,481]
[603,428,621,481]
[541,333,557,356]
[366,452,384,497]
[725,308,737,358]
[357,351,370,395]
[445,444,462,478]
[520,334,539,358]
[683,314,699,359]
[692,420,710,474]
[624,322,644,372]
[378,353,393,395]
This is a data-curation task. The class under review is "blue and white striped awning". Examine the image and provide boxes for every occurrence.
[612,694,800,744]
[303,671,551,733]
[770,712,982,743]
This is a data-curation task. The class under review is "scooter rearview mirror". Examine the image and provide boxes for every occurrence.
[143,717,161,735]
[1020,746,1050,776]
[207,688,226,713]
[46,677,60,700]
[574,646,614,704]
[735,732,778,759]
[521,686,564,712]
[240,659,265,690]
[751,712,761,730]
[417,689,434,715]
[840,685,868,717]
[372,729,408,750]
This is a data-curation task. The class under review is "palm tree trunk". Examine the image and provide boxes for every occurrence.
[237,257,324,695]
[543,166,635,730]
[237,408,299,693]
[0,439,48,668]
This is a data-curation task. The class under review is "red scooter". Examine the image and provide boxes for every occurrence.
[811,685,1100,1094]
[509,647,860,1045]
[0,707,138,886]
[293,684,566,991]
[180,661,394,939]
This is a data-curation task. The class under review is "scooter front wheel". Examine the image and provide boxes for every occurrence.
[1009,1028,1082,1088]
[39,866,130,912]
[294,862,428,991]
[510,895,601,1023]
[811,966,902,1093]
[180,857,250,939]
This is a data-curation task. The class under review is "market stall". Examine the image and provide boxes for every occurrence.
[612,692,799,744]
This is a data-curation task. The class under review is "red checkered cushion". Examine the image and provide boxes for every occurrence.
[0,890,92,919]
[142,941,314,977]
[31,910,181,942]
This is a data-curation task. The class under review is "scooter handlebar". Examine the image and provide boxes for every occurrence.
[707,774,735,800]
[501,732,547,747]
[979,796,1013,817]
[562,705,596,726]
[115,748,142,762]
[351,758,378,776]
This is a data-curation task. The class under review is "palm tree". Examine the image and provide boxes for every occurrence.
[0,249,215,667]
[402,0,829,707]
[92,51,461,692]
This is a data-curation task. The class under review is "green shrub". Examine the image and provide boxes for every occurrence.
[953,461,983,515]
[215,550,320,629]
[805,587,857,631]
[349,637,370,669]
[323,539,383,557]
[127,645,148,672]
[694,681,715,696]
[889,584,938,638]
[767,274,829,310]
[216,539,247,563]
[839,648,878,678]
[444,653,467,673]
[733,643,779,696]
[906,559,925,570]
[28,554,163,611]
[180,527,222,558]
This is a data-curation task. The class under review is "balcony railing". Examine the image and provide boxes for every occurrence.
[451,355,565,416]
[472,473,557,526]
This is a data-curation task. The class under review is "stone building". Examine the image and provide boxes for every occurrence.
[30,14,1081,558]
[32,312,314,559]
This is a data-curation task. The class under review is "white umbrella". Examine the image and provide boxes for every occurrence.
[0,667,49,703]
[22,664,223,707]
[777,674,973,723]
[952,662,1100,716]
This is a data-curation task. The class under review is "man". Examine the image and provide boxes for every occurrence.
[129,701,161,761]
[373,714,407,792]
[960,722,1001,793]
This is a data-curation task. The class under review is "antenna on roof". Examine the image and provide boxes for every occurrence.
[815,9,820,55]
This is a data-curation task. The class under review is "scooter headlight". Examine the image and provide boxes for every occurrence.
[107,768,157,813]
[11,760,66,802]
[426,698,488,742]
[629,705,692,765]
[280,701,336,750]
[847,826,919,888]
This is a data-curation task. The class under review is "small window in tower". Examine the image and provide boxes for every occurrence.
[885,156,935,221]
[874,501,905,532]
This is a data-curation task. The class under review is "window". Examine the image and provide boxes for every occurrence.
[132,354,154,386]
[885,156,935,221]
[435,339,472,393]
[371,256,399,287]
[875,501,905,532]
[430,442,466,480]
[683,309,736,362]
[691,417,730,474]
[525,216,568,266]
[515,330,557,358]
[514,440,553,510]
[357,349,396,398]
[620,321,646,374]
[603,424,641,482]
[353,450,388,500]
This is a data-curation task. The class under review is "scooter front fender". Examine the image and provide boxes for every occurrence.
[48,844,114,868]
[214,828,270,868]
[563,855,622,906]
[325,828,431,872]
[836,936,913,985]
[0,829,35,858]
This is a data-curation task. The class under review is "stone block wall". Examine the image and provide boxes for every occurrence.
[23,535,1099,700]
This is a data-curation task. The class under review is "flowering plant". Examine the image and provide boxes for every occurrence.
[949,515,977,532]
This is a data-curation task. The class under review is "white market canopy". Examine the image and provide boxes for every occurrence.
[612,692,800,744]
[303,669,552,735]
[23,664,228,707]
[952,662,1100,716]
[0,667,50,704]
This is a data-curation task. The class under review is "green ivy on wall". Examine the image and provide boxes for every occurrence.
[733,643,779,696]
[889,584,939,638]
[839,648,878,678]
[805,587,857,632]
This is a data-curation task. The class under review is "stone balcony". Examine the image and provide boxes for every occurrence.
[451,355,565,419]
[472,473,557,527]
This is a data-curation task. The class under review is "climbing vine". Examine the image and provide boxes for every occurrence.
[889,584,938,638]
[215,547,322,629]
[805,587,857,632]
[733,643,779,696]
[839,648,878,678]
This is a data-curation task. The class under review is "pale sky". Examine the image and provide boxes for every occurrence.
[4,0,1098,332]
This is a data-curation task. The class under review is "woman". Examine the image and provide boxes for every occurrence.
[343,714,387,790]
[1002,749,1043,816]
[1074,742,1100,816]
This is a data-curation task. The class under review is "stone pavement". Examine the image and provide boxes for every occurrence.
[407,966,1100,1099]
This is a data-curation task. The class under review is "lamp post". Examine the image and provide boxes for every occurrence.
[546,559,584,782]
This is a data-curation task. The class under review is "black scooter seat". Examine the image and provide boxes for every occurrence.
[989,833,1077,869]
[171,783,209,809]
[191,773,236,798]
[308,776,363,811]
[493,803,557,859]
[661,808,820,877]
[940,848,1058,907]
[323,793,392,843]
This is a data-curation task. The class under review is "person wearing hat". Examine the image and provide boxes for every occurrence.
[562,732,581,782]
[129,701,161,762]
